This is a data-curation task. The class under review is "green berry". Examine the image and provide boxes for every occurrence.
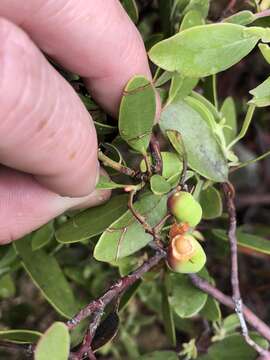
[168,191,202,227]
[167,234,206,274]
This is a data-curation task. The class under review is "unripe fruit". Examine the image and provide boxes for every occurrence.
[168,191,202,227]
[167,234,206,274]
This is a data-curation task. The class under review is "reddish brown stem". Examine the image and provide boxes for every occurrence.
[98,149,136,178]
[222,182,270,356]
[189,274,270,343]
[150,136,163,174]
[67,249,166,331]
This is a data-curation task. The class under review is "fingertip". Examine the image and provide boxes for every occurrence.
[61,168,111,210]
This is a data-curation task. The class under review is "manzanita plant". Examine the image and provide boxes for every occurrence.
[2,1,270,360]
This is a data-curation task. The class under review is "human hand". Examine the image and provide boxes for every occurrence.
[0,0,152,244]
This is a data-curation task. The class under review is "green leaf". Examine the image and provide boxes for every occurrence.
[168,74,183,103]
[199,186,223,220]
[155,71,175,87]
[259,43,270,64]
[224,11,255,26]
[161,275,176,346]
[149,24,260,77]
[183,0,210,18]
[0,274,15,299]
[31,221,54,251]
[191,91,221,120]
[160,98,228,182]
[169,75,199,103]
[13,236,78,318]
[94,194,167,262]
[180,10,204,31]
[92,311,120,351]
[200,296,221,322]
[138,351,179,360]
[94,121,117,135]
[55,194,128,244]
[184,95,218,132]
[198,333,268,360]
[227,104,256,149]
[249,77,270,107]
[96,175,128,190]
[213,229,270,255]
[35,322,70,360]
[169,273,208,318]
[166,129,187,159]
[121,0,139,23]
[161,152,183,178]
[145,33,164,51]
[119,280,141,311]
[150,174,171,195]
[0,246,17,269]
[221,97,237,144]
[0,329,42,344]
[223,314,241,333]
[119,76,156,155]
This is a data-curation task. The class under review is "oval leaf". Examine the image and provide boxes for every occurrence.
[221,97,237,144]
[35,322,70,360]
[249,76,270,107]
[169,273,208,318]
[150,174,171,195]
[198,333,268,360]
[96,176,129,190]
[31,221,54,251]
[94,194,167,262]
[180,10,204,31]
[119,76,156,155]
[160,98,228,182]
[13,236,78,318]
[199,186,223,219]
[0,329,41,344]
[213,229,270,255]
[224,11,255,26]
[200,296,221,322]
[149,24,260,77]
[55,194,128,244]
[183,0,210,18]
[259,43,270,64]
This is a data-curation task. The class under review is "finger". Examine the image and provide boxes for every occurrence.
[0,18,99,197]
[0,167,110,245]
[0,0,152,116]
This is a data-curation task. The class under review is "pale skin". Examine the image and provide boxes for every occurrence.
[0,0,153,244]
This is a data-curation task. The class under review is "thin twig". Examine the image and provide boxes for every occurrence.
[150,135,163,174]
[128,190,154,236]
[69,311,102,360]
[188,274,270,344]
[254,9,270,19]
[223,182,269,356]
[98,149,136,178]
[67,249,166,331]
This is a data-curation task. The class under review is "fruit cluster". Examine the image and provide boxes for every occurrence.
[167,192,206,274]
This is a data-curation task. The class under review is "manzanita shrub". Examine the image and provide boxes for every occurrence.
[2,1,270,359]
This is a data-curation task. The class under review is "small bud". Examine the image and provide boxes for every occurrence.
[167,234,206,274]
[167,191,202,227]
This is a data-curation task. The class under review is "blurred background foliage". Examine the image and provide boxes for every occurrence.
[1,1,270,359]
